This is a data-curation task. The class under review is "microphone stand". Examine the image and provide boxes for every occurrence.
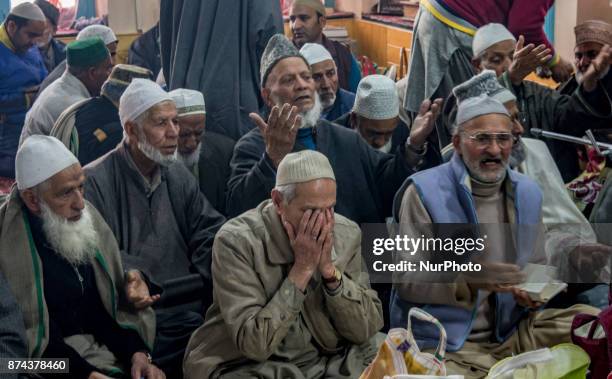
[530,128,612,157]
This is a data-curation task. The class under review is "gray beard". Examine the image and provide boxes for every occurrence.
[137,134,178,167]
[40,201,98,266]
[271,93,323,129]
[509,138,527,168]
[179,143,201,168]
[299,93,323,129]
[376,138,393,154]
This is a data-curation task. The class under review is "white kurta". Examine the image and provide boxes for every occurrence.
[518,138,596,276]
[19,71,90,145]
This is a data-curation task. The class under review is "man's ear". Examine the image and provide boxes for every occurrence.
[348,112,357,130]
[20,189,41,215]
[124,121,139,145]
[319,15,327,29]
[471,57,483,73]
[5,20,16,35]
[261,87,272,108]
[452,132,462,153]
[271,189,283,214]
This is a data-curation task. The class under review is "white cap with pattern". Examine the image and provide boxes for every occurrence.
[169,89,206,117]
[119,79,174,126]
[77,25,118,45]
[299,43,334,66]
[353,75,399,120]
[276,150,335,186]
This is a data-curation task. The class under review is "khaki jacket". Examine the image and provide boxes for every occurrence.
[184,200,383,378]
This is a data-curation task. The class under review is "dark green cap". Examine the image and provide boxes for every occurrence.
[66,37,109,68]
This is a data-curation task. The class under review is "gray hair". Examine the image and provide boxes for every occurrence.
[275,183,297,204]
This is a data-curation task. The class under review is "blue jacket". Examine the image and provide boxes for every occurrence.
[390,153,542,351]
[0,41,47,178]
[322,88,355,122]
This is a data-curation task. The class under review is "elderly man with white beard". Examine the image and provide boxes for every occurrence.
[0,135,162,379]
[226,34,442,224]
[298,43,355,122]
[83,79,226,378]
[169,88,235,215]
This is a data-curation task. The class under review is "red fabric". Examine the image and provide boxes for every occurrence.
[571,306,612,379]
[437,0,555,55]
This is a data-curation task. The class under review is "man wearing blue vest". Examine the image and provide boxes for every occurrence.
[390,93,598,377]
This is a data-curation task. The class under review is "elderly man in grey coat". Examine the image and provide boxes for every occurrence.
[226,34,443,224]
[184,150,383,378]
[84,79,225,378]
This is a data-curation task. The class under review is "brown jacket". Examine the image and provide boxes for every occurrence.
[184,200,383,378]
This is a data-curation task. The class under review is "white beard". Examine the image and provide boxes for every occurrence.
[321,92,336,110]
[178,143,201,168]
[40,201,99,266]
[299,93,323,129]
[376,138,393,154]
[270,93,323,129]
[138,135,177,167]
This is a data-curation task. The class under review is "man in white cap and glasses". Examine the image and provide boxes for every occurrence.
[444,70,612,308]
[227,34,442,225]
[38,24,119,95]
[0,2,47,180]
[463,22,612,182]
[84,79,225,378]
[184,150,383,378]
[299,43,355,122]
[0,135,164,379]
[390,94,598,377]
[169,88,235,215]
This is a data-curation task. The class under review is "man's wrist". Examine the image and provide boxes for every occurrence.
[321,264,336,280]
[132,351,152,364]
[406,137,427,154]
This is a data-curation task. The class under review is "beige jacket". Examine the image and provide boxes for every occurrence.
[184,200,383,378]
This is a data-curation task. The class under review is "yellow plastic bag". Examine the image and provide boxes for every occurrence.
[360,308,451,379]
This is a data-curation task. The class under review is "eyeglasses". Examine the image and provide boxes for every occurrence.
[462,132,515,148]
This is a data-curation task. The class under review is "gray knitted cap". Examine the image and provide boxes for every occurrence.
[276,150,335,186]
[260,34,309,87]
[453,70,516,105]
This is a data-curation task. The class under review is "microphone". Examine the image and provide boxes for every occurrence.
[530,128,612,156]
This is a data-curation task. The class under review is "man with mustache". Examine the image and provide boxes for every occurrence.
[0,135,162,379]
[83,79,226,378]
[391,90,599,377]
[289,0,361,92]
[441,22,612,182]
[448,70,612,306]
[34,0,65,73]
[169,88,235,215]
[299,43,355,122]
[0,2,47,179]
[226,34,441,224]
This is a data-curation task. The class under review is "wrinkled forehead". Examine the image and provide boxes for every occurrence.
[46,163,85,192]
[267,57,311,84]
[311,59,336,74]
[575,41,603,54]
[462,114,512,133]
[483,39,515,57]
